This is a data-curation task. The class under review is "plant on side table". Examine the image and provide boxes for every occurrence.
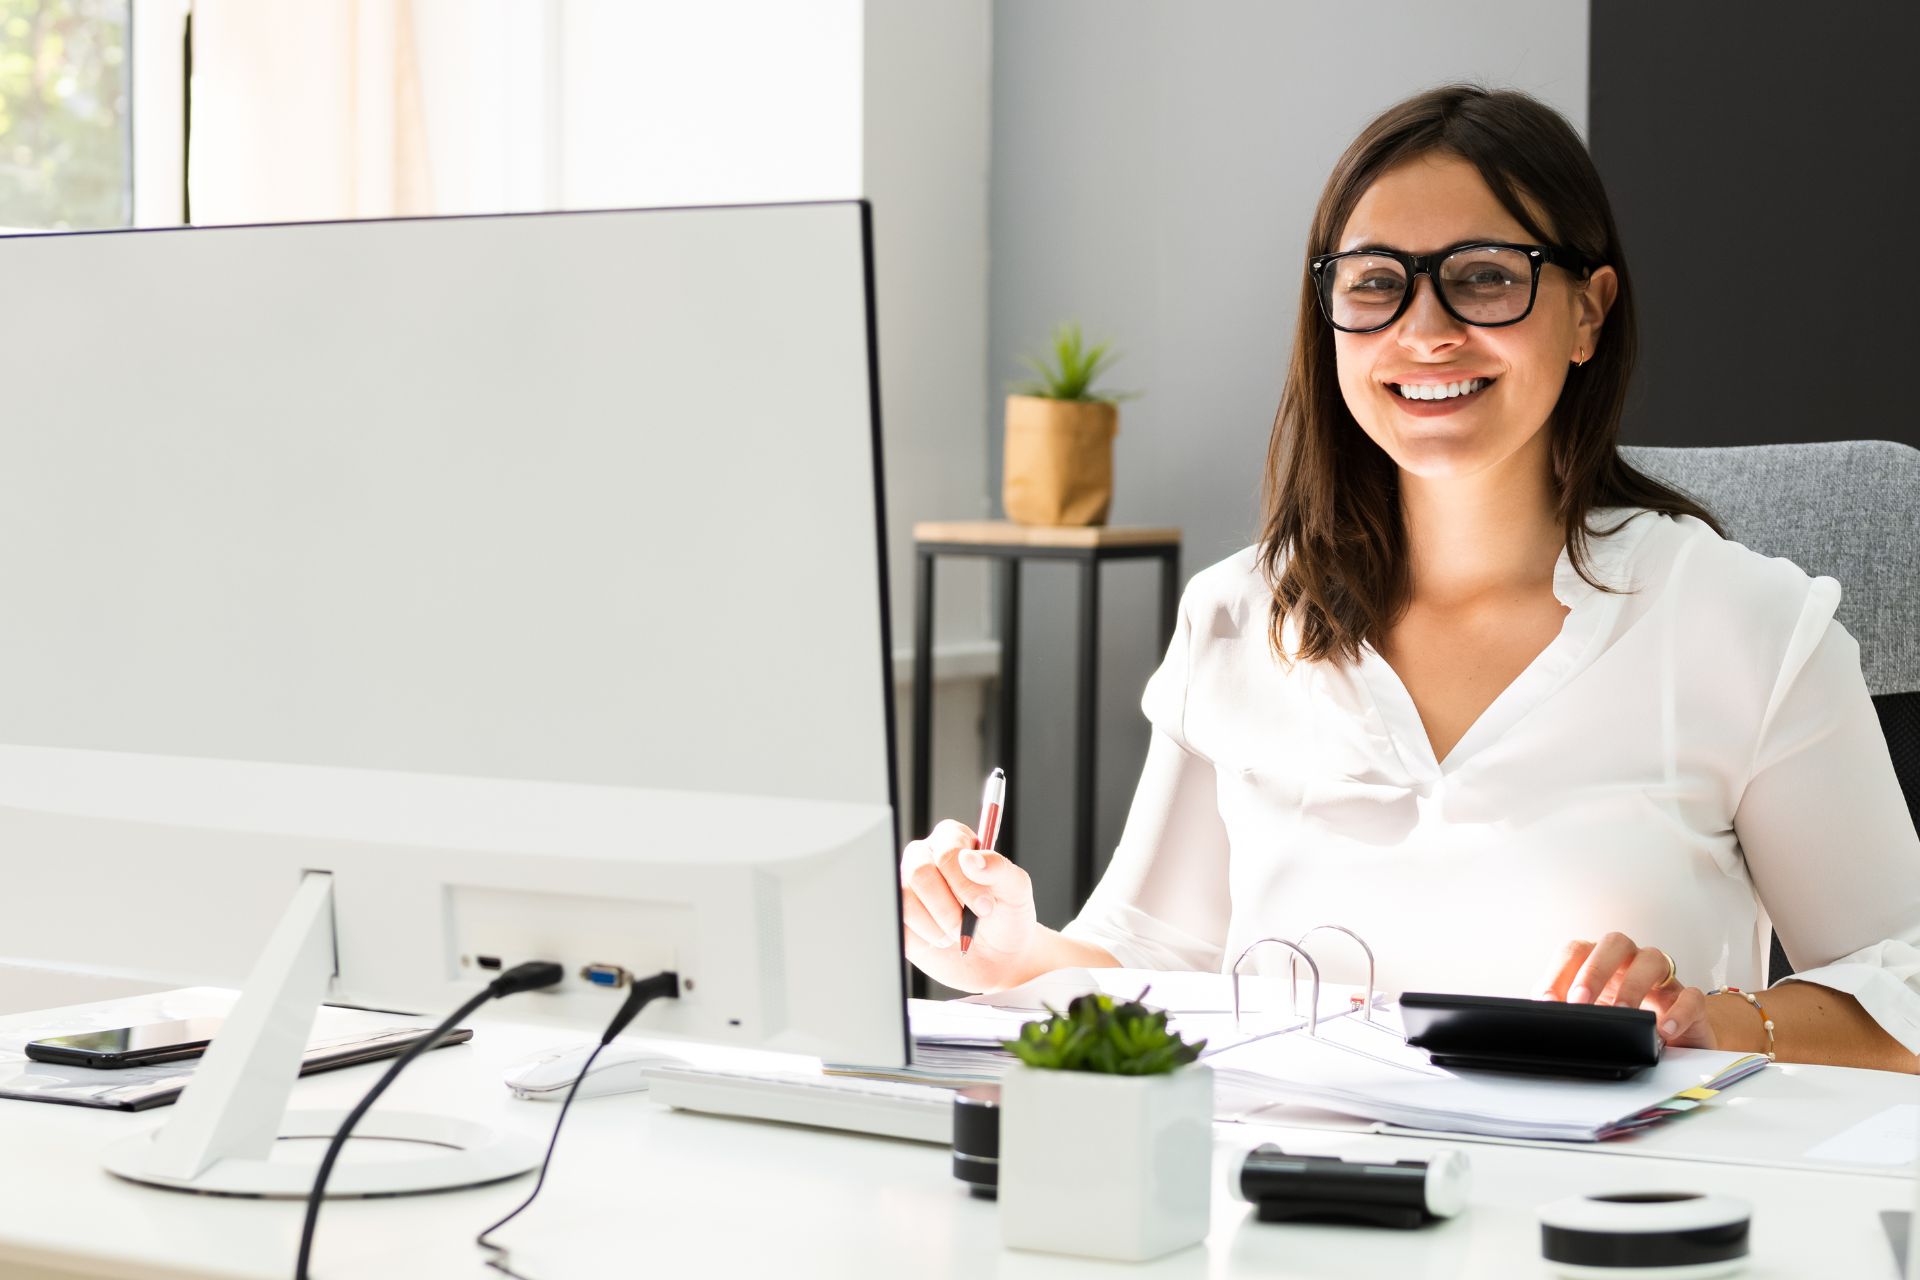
[1002,321,1138,527]
[997,990,1212,1262]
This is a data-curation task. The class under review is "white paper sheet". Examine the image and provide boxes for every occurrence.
[1802,1103,1919,1168]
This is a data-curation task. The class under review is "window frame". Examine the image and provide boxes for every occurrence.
[129,0,188,226]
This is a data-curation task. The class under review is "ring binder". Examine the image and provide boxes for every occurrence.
[1230,924,1384,1037]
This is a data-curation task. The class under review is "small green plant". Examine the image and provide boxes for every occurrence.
[1009,321,1139,403]
[1003,990,1205,1075]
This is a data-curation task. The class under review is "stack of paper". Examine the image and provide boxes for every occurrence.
[905,1000,1029,1082]
[890,971,1767,1142]
[1207,1011,1768,1142]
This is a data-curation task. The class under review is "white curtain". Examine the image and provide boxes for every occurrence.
[185,0,555,223]
[184,0,863,225]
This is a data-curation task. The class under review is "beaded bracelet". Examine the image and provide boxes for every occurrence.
[1708,986,1776,1062]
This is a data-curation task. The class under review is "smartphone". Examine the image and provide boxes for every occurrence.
[25,1017,226,1069]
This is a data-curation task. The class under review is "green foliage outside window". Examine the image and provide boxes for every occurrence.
[0,0,129,230]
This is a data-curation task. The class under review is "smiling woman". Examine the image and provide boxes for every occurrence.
[1268,103,1712,668]
[898,84,1920,1075]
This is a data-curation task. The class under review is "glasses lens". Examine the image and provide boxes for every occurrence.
[1324,254,1408,331]
[1438,246,1533,324]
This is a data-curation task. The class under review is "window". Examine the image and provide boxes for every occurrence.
[0,0,130,230]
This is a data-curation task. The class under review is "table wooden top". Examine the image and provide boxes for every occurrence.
[913,520,1181,549]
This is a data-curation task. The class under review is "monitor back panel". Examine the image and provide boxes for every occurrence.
[0,204,898,1016]
[0,203,890,808]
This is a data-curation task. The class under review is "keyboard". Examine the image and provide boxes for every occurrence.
[642,1066,955,1144]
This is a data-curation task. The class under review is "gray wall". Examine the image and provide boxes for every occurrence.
[986,1,1590,924]
[1589,2,1920,452]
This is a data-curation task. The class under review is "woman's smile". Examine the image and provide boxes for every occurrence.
[1385,375,1498,416]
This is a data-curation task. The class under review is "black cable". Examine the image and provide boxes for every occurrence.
[476,970,680,1279]
[293,961,564,1280]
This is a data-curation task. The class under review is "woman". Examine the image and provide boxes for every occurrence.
[900,84,1919,1072]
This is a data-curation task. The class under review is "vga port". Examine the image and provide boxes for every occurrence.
[580,964,631,989]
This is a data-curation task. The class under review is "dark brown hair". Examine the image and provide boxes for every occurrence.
[1259,82,1718,665]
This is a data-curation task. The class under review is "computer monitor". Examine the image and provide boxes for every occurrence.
[0,201,905,1195]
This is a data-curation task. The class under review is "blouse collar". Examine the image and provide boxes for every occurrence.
[1551,507,1657,609]
[1349,507,1662,779]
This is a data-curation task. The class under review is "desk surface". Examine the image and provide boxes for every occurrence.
[0,998,1911,1280]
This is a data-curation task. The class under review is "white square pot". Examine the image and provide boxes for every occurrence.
[998,1063,1213,1262]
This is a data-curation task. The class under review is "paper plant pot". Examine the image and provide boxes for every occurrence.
[1001,394,1118,526]
[998,1063,1213,1261]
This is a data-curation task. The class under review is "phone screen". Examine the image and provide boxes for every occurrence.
[27,1017,225,1063]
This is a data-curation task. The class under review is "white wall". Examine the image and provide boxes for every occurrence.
[862,0,997,827]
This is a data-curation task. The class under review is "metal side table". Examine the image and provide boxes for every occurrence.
[911,521,1181,905]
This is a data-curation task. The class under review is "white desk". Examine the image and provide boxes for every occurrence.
[0,999,1911,1280]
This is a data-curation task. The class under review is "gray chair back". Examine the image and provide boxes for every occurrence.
[1621,440,1920,982]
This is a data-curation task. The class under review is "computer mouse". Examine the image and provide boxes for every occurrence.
[502,1041,690,1102]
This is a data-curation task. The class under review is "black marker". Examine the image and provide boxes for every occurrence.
[1235,1145,1470,1229]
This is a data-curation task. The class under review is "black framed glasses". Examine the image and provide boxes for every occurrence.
[1308,241,1593,334]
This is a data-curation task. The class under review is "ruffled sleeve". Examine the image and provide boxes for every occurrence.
[1735,578,1920,1054]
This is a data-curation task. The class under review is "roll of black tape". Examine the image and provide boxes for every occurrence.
[951,1084,999,1200]
[1537,1192,1750,1278]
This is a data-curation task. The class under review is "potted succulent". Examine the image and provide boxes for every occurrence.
[997,991,1212,1261]
[1002,322,1138,527]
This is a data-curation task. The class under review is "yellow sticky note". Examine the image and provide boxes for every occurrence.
[1674,1087,1719,1102]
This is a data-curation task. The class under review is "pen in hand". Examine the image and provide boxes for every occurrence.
[960,767,1005,955]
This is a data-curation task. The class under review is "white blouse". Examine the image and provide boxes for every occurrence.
[1061,509,1920,1053]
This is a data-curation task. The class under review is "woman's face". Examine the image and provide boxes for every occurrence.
[1331,151,1617,483]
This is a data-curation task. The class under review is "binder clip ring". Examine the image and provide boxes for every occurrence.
[1290,924,1378,1022]
[1231,937,1321,1036]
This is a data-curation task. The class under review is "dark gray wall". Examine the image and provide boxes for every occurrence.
[1591,3,1920,450]
[986,1,1589,925]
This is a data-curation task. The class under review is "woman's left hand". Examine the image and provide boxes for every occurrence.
[1535,932,1717,1049]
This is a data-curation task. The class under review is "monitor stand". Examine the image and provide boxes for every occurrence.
[101,871,542,1198]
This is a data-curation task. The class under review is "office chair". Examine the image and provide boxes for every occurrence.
[1622,440,1920,982]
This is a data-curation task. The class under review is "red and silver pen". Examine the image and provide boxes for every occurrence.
[960,767,1005,955]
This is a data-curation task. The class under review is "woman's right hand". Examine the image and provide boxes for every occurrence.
[900,818,1038,992]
